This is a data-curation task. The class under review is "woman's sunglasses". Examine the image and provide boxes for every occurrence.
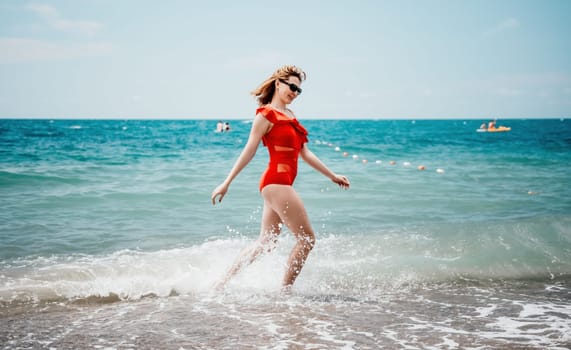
[279,79,302,94]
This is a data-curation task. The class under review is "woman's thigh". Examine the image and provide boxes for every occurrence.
[261,184,314,239]
[258,202,282,245]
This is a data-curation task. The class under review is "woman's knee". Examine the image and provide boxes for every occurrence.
[298,231,316,250]
[255,232,278,253]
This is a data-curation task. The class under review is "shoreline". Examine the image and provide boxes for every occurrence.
[2,276,570,350]
[0,117,568,121]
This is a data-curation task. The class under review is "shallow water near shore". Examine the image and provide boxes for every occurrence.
[3,276,570,349]
[1,118,570,348]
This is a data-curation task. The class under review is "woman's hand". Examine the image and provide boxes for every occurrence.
[211,183,229,205]
[331,174,350,189]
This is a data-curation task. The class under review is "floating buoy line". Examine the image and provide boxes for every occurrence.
[313,140,543,195]
[314,140,445,174]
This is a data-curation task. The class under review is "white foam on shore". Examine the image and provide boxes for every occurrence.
[1,230,570,306]
[482,300,571,349]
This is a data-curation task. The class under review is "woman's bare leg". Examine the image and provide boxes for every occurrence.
[214,203,283,290]
[262,185,316,288]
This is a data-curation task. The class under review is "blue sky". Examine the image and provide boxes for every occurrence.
[1,0,570,119]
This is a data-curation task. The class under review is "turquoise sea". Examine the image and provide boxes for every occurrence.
[1,118,570,349]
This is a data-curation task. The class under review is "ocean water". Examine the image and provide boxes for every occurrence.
[1,118,570,349]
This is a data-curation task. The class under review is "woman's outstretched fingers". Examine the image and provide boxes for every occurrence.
[333,174,350,189]
[211,184,227,205]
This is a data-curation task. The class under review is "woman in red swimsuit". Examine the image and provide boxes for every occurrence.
[211,65,350,290]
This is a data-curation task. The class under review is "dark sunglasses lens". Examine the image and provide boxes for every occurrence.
[290,84,302,94]
[281,80,302,94]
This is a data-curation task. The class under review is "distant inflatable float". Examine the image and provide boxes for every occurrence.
[477,126,511,133]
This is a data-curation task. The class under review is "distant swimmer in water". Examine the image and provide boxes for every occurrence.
[216,121,231,133]
[216,120,224,133]
[211,65,350,291]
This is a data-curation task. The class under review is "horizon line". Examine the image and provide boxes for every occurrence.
[0,116,568,121]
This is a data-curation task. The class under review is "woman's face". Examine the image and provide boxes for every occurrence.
[276,76,302,104]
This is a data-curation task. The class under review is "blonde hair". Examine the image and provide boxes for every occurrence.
[251,65,306,106]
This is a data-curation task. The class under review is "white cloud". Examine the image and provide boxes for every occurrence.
[26,3,58,17]
[498,18,520,30]
[0,38,112,63]
[0,3,110,63]
[26,3,103,36]
[51,18,103,37]
[492,87,525,97]
[484,18,520,36]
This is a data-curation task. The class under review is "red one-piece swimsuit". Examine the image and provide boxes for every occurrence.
[257,106,309,191]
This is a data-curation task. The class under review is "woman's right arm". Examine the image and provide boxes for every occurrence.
[211,113,270,204]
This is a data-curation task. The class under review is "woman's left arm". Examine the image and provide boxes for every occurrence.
[300,145,350,189]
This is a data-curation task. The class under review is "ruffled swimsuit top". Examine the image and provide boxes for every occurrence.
[257,106,309,191]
